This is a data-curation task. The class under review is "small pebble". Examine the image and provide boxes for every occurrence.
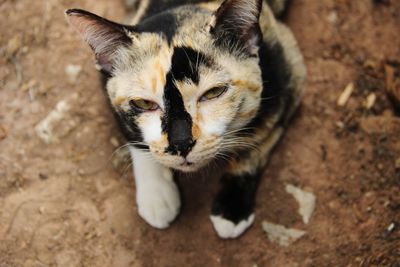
[110,137,120,147]
[364,93,376,110]
[65,64,82,84]
[38,206,45,214]
[336,121,345,129]
[337,83,354,106]
[387,222,395,233]
[327,11,338,24]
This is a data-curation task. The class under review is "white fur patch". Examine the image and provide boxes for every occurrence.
[140,113,163,143]
[130,147,180,229]
[210,213,255,239]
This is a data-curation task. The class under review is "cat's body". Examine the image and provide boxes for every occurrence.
[66,0,306,238]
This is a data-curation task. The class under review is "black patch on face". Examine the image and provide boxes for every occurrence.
[113,107,148,150]
[168,46,212,84]
[161,46,212,157]
[162,73,194,157]
[133,12,178,44]
[211,170,261,223]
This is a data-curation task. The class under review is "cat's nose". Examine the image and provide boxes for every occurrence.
[171,139,196,158]
[166,119,195,157]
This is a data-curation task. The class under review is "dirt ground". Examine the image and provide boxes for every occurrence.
[1,0,400,266]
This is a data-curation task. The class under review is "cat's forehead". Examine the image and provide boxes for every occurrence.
[114,10,217,76]
[109,33,222,107]
[112,21,221,99]
[132,6,213,44]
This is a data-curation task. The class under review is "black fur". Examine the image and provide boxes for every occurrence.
[114,109,148,150]
[168,46,212,84]
[143,0,214,19]
[162,76,194,157]
[211,171,261,223]
[133,12,178,44]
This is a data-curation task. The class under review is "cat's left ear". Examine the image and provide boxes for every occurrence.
[65,9,133,72]
[211,0,263,56]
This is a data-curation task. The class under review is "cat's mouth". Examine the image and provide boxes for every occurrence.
[180,160,194,167]
[151,145,218,172]
[171,157,209,172]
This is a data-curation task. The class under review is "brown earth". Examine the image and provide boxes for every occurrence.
[1,0,400,266]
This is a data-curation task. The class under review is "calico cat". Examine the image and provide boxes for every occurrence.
[65,0,306,238]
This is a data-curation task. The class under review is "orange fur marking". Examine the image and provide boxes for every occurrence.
[151,77,157,93]
[160,67,166,86]
[186,39,194,49]
[196,112,203,124]
[240,109,258,119]
[113,96,126,106]
[192,123,202,140]
[234,80,260,92]
[150,134,168,151]
[154,59,166,87]
[197,2,220,11]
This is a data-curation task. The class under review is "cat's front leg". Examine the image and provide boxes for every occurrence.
[130,147,181,229]
[211,127,284,238]
[210,171,259,239]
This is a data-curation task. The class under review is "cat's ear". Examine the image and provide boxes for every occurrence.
[65,9,132,72]
[211,0,263,55]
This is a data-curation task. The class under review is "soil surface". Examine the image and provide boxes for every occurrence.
[1,0,400,266]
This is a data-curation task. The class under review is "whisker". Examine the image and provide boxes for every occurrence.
[120,161,133,180]
[223,127,256,136]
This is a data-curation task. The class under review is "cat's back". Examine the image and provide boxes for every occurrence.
[128,0,288,25]
[127,0,216,24]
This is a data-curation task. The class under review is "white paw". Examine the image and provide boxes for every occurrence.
[210,214,255,239]
[136,178,180,229]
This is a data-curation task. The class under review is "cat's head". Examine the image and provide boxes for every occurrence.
[66,0,264,172]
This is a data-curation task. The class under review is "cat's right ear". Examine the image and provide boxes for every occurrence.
[65,9,133,73]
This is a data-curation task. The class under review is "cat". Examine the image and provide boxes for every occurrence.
[65,0,306,239]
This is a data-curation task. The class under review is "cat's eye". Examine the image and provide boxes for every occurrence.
[199,86,228,102]
[129,99,159,111]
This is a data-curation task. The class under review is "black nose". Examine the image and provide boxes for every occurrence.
[169,139,196,157]
[166,119,195,157]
